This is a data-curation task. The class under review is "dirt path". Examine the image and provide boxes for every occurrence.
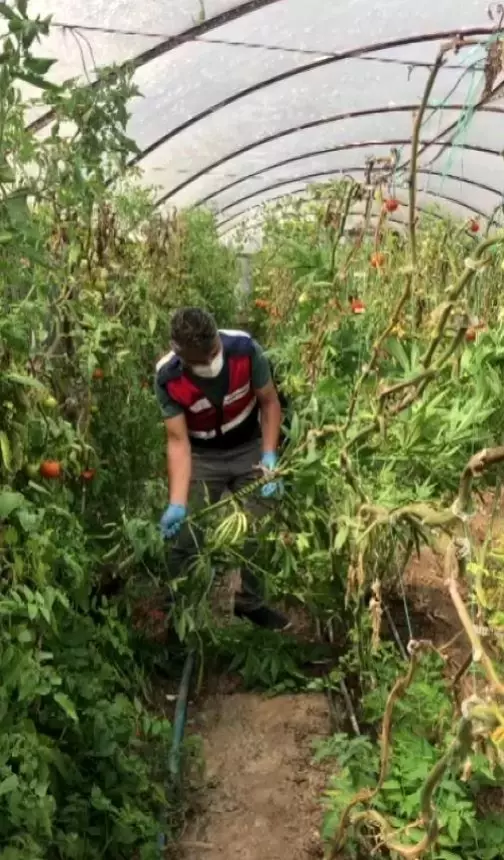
[179,693,329,859]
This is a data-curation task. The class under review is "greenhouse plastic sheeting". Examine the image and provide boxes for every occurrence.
[23,0,504,225]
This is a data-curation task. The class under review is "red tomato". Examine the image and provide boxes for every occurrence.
[40,460,62,479]
[351,298,366,314]
[469,219,480,233]
[384,199,399,213]
[92,368,104,380]
[81,469,96,482]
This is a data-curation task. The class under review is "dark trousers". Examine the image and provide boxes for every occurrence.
[171,438,270,611]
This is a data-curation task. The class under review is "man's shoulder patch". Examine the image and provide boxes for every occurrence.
[219,329,254,355]
[156,351,182,386]
[219,328,251,338]
[155,351,175,372]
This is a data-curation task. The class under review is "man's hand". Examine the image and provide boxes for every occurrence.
[260,451,283,498]
[160,503,187,539]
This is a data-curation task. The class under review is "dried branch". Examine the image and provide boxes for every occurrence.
[330,642,437,857]
[457,446,504,512]
[408,42,451,265]
[445,538,504,696]
[342,272,413,434]
[330,181,357,277]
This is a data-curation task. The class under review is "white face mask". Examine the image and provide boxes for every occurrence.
[191,350,224,378]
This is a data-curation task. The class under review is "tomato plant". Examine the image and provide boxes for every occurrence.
[0,4,238,857]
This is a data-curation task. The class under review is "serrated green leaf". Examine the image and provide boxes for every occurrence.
[54,692,78,722]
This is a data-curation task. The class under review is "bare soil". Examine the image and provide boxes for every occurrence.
[160,493,504,860]
[403,491,503,621]
[177,693,329,860]
[397,489,504,693]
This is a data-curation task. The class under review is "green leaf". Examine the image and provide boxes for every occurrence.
[54,692,79,722]
[24,56,56,75]
[39,603,51,624]
[0,431,12,472]
[0,490,24,519]
[290,412,300,442]
[334,521,349,551]
[0,231,13,243]
[148,312,157,335]
[0,774,18,796]
[16,508,39,533]
[0,3,17,20]
[4,189,28,225]
[16,0,28,14]
[21,19,42,48]
[15,71,59,91]
[447,811,462,842]
[0,163,15,182]
[4,372,46,391]
[68,243,80,267]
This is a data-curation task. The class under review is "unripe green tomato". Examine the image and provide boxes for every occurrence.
[26,462,40,478]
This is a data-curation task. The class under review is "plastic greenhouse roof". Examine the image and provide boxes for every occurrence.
[26,0,504,234]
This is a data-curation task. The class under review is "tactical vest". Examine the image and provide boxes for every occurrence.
[155,329,260,449]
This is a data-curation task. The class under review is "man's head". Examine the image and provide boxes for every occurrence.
[170,307,223,377]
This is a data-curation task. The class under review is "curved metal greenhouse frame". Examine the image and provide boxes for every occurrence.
[26,3,504,225]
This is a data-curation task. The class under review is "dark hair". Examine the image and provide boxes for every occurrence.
[170,307,218,352]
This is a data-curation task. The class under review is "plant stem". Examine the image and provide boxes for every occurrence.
[330,180,355,276]
[408,44,449,266]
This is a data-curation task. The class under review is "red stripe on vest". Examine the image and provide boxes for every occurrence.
[166,354,255,436]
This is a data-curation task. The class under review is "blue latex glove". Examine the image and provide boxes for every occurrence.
[260,451,283,499]
[160,503,187,539]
